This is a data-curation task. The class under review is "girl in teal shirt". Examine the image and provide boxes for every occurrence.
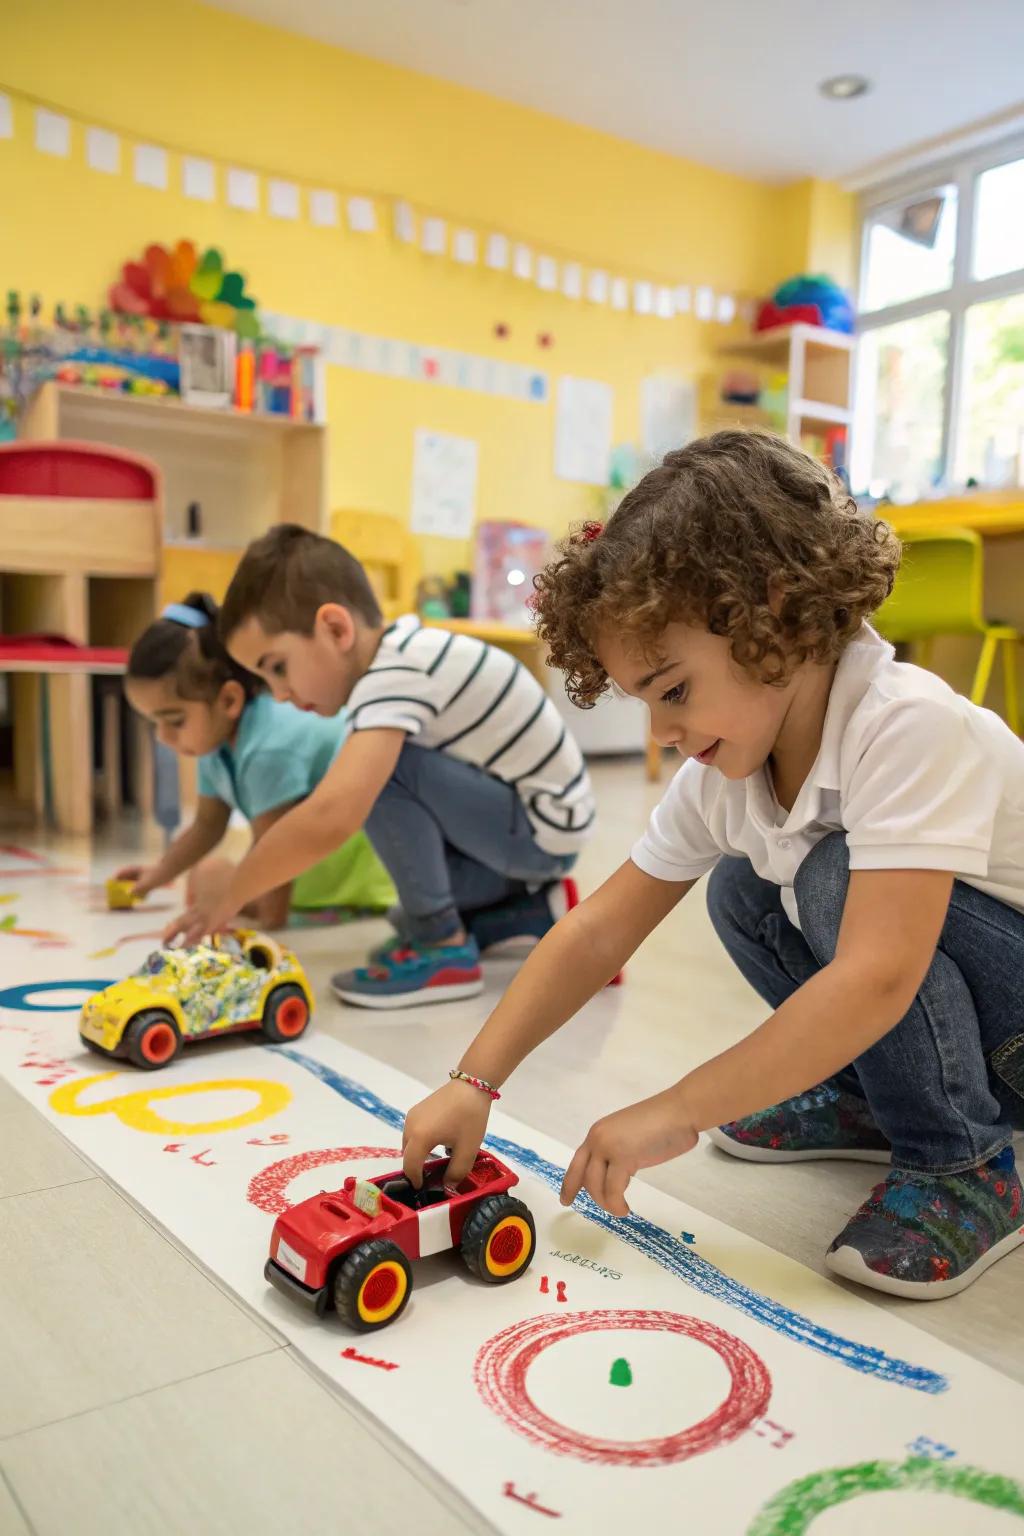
[118,593,393,926]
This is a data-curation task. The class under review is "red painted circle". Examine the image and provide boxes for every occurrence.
[474,1309,771,1467]
[489,1223,525,1266]
[362,1265,400,1311]
[141,1021,177,1063]
[247,1147,401,1215]
[275,995,308,1038]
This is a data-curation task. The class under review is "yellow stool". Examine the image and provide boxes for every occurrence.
[330,509,421,621]
[874,526,1020,733]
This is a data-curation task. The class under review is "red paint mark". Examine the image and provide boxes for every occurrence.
[191,1149,216,1166]
[503,1483,561,1518]
[752,1418,794,1450]
[537,333,553,348]
[494,322,510,339]
[247,1145,401,1216]
[539,1275,549,1294]
[163,1143,186,1153]
[475,1310,771,1467]
[556,1281,567,1303]
[246,1134,290,1146]
[341,1346,400,1372]
[424,358,439,378]
[0,845,50,865]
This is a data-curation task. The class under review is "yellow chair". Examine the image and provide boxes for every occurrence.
[329,509,421,621]
[874,526,1020,733]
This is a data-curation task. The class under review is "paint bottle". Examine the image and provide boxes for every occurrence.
[235,341,255,411]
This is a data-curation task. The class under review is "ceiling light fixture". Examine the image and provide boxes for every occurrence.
[819,74,871,101]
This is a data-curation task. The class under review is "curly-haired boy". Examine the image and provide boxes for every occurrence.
[405,430,1024,1300]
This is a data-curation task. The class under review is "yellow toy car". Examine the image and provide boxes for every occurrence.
[79,930,314,1069]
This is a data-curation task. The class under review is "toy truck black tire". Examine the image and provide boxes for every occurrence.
[125,1009,181,1069]
[460,1194,536,1283]
[260,983,311,1043]
[333,1239,413,1332]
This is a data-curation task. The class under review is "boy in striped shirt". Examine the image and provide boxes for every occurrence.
[165,524,595,1008]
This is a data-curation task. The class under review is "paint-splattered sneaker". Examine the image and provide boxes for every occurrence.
[826,1146,1024,1299]
[330,938,483,1009]
[706,1081,892,1164]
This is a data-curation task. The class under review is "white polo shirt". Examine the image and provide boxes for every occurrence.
[631,625,1024,929]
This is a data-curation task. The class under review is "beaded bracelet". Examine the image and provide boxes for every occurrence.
[449,1069,501,1102]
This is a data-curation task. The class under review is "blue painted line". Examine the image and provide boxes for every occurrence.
[275,1047,947,1395]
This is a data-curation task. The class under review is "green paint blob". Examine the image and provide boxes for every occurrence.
[748,1457,1024,1534]
[609,1358,632,1388]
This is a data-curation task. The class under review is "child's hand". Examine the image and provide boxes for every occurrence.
[163,897,235,948]
[114,863,160,898]
[403,1080,493,1190]
[560,1089,698,1217]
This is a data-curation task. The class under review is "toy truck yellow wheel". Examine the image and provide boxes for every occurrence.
[333,1239,413,1332]
[260,983,311,1043]
[460,1195,536,1283]
[125,1009,181,1069]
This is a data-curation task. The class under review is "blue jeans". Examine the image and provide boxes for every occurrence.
[364,743,575,945]
[706,833,1024,1174]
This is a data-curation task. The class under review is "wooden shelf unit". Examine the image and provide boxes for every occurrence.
[0,441,162,835]
[712,323,855,446]
[19,384,328,591]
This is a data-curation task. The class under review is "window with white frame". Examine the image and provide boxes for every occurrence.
[852,139,1024,502]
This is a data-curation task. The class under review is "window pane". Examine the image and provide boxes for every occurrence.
[852,312,950,500]
[862,186,957,311]
[973,157,1024,280]
[956,292,1024,486]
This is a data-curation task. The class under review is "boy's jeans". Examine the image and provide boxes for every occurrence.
[706,832,1024,1174]
[364,743,575,946]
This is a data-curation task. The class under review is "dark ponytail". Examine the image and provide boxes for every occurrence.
[128,592,262,702]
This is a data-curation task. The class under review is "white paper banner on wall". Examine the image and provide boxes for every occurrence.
[555,376,614,486]
[0,94,12,140]
[86,127,120,175]
[411,429,479,539]
[183,156,215,202]
[309,188,339,227]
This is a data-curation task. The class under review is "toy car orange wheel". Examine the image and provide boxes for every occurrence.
[260,983,311,1043]
[125,1009,181,1070]
[460,1194,536,1284]
[333,1239,413,1332]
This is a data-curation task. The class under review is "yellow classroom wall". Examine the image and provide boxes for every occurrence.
[2,0,855,577]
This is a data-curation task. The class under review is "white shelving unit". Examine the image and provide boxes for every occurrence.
[716,323,855,446]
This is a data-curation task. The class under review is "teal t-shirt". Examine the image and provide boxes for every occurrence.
[197,693,349,820]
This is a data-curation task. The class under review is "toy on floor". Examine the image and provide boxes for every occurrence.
[105,877,141,910]
[79,929,313,1069]
[265,1151,535,1330]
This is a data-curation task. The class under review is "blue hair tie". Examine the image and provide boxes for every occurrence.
[162,603,210,629]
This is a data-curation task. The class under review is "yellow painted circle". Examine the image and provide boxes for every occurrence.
[49,1074,292,1134]
[485,1215,533,1277]
[356,1260,409,1325]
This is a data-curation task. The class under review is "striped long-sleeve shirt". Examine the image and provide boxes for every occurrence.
[347,615,595,856]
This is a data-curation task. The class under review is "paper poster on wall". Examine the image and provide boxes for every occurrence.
[555,377,613,486]
[641,371,697,462]
[411,429,479,540]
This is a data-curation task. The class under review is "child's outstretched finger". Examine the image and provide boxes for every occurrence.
[560,1144,589,1206]
[604,1163,632,1218]
[444,1134,480,1189]
[402,1133,432,1189]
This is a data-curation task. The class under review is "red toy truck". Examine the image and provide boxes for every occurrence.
[265,1151,535,1330]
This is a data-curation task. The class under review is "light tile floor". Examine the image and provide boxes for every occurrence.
[1,758,1021,1533]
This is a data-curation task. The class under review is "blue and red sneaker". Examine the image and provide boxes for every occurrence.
[330,938,483,1009]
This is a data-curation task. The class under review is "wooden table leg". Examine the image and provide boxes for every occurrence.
[49,673,93,835]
